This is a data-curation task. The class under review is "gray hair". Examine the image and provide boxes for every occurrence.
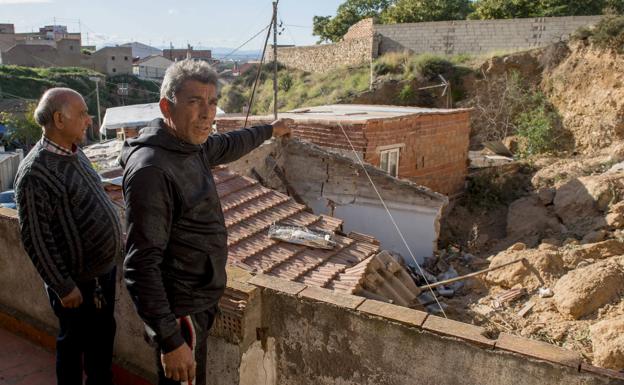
[160,59,219,103]
[34,88,82,127]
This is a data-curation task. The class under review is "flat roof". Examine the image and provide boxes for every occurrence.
[101,102,225,134]
[217,104,471,123]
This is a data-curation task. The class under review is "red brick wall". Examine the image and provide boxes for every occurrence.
[215,111,470,195]
[216,119,368,153]
[363,111,470,195]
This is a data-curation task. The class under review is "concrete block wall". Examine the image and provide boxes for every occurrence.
[375,15,603,56]
[271,16,601,73]
[364,111,471,196]
[0,208,622,385]
[267,37,373,74]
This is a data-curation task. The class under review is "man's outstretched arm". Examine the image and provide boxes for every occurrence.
[204,118,292,165]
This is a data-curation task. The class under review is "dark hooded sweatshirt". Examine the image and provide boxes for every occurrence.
[120,118,272,352]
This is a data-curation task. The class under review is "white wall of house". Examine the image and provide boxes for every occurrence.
[306,196,439,264]
[134,56,173,81]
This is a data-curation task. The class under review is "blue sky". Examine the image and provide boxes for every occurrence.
[0,0,344,50]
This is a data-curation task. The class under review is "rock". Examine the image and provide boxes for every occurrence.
[562,239,624,267]
[609,161,624,174]
[509,242,527,251]
[564,238,580,246]
[503,136,520,155]
[590,316,624,370]
[582,230,608,244]
[608,143,624,163]
[506,196,561,241]
[553,260,624,319]
[537,187,556,205]
[606,201,624,228]
[553,173,624,236]
[485,249,565,290]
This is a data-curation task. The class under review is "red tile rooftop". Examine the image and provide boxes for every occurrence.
[103,167,421,307]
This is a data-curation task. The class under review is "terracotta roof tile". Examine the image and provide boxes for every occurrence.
[101,166,418,305]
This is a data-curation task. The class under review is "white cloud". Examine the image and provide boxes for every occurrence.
[167,8,178,15]
[0,0,53,4]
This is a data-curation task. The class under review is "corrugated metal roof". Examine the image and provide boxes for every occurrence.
[100,103,225,134]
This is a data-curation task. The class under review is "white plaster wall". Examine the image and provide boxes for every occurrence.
[307,197,437,264]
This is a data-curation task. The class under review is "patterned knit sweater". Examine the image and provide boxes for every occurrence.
[14,141,122,298]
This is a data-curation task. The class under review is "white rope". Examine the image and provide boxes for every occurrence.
[337,123,448,318]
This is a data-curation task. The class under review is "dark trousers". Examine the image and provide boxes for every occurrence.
[155,310,215,385]
[47,267,117,385]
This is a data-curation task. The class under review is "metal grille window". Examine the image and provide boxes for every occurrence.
[380,148,400,177]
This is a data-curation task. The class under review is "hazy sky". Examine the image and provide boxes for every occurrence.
[0,0,344,50]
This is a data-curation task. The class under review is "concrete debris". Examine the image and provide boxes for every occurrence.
[352,251,423,308]
[581,230,608,244]
[562,239,624,268]
[506,195,561,242]
[553,259,624,319]
[517,301,536,318]
[485,248,565,290]
[590,315,624,370]
[492,288,526,308]
[538,287,554,298]
[268,224,337,249]
[554,173,624,236]
[606,201,624,228]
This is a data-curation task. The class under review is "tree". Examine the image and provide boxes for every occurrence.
[312,0,392,43]
[470,0,620,19]
[468,0,539,19]
[0,102,41,149]
[381,0,474,24]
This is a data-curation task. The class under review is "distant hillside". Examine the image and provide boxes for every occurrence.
[0,65,160,116]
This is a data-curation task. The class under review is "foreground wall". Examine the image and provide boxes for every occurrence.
[2,209,623,385]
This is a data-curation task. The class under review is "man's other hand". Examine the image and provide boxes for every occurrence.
[161,343,196,382]
[60,287,83,308]
[271,118,294,137]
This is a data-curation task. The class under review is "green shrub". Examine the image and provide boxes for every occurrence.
[407,54,455,80]
[397,83,416,105]
[572,15,624,52]
[515,104,558,156]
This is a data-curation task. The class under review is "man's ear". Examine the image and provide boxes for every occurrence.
[52,110,65,130]
[159,98,172,119]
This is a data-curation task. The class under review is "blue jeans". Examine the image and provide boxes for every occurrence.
[47,267,117,385]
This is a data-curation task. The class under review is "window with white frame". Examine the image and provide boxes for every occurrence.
[380,148,400,177]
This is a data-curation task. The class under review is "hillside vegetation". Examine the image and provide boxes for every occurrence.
[0,66,160,115]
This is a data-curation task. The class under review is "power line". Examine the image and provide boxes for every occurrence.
[219,24,271,60]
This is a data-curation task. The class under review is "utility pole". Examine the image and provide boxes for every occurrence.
[89,76,103,142]
[272,1,278,120]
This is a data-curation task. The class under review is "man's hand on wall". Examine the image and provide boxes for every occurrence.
[161,343,196,382]
[271,118,294,137]
[60,287,83,308]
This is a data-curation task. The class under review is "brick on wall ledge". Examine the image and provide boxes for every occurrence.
[248,274,308,296]
[495,332,582,369]
[423,315,496,348]
[356,299,428,328]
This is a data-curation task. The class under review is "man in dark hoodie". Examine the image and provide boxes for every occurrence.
[120,59,291,385]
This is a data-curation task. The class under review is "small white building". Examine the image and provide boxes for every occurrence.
[101,103,225,138]
[133,55,174,81]
[120,42,162,60]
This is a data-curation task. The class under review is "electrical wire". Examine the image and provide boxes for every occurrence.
[337,122,448,318]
